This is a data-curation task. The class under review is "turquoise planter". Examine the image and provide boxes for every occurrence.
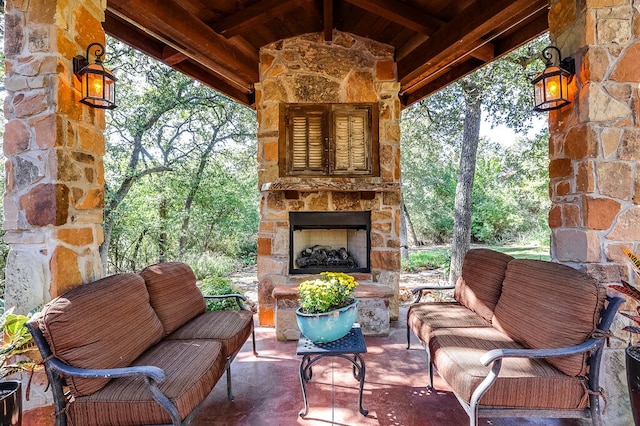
[296,300,358,343]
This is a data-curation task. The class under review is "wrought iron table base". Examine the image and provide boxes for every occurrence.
[296,327,368,417]
[299,352,368,416]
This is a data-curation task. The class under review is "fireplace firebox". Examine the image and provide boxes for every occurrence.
[289,211,371,275]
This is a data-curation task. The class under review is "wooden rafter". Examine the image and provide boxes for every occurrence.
[213,0,308,38]
[345,0,442,34]
[398,0,547,90]
[324,0,334,41]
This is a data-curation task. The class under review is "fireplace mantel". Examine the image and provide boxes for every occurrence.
[261,180,400,193]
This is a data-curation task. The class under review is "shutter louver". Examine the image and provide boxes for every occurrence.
[289,110,325,173]
[333,109,369,173]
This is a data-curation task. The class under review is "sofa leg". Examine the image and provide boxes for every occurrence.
[252,329,258,356]
[225,358,234,401]
[589,393,602,426]
[422,342,434,390]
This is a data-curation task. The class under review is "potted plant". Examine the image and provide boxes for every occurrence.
[296,272,359,343]
[609,248,640,426]
[0,303,40,426]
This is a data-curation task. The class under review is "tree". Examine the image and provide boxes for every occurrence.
[101,39,256,272]
[401,37,549,284]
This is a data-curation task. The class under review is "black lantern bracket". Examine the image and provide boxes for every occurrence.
[72,42,117,109]
[73,42,106,76]
[541,46,575,77]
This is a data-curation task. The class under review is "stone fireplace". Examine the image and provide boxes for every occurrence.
[255,31,401,337]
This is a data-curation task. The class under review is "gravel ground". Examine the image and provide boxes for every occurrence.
[227,264,451,312]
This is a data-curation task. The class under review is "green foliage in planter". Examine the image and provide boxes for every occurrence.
[198,276,242,311]
[0,301,39,379]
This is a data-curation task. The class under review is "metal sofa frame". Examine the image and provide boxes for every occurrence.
[407,285,623,426]
[27,294,256,426]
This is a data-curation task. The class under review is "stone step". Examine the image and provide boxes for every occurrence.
[272,282,393,341]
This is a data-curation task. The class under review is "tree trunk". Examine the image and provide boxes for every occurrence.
[449,87,482,285]
[400,198,409,261]
[159,198,168,262]
[403,201,420,246]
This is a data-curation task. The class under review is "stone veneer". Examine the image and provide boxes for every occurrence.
[548,1,640,424]
[3,0,107,419]
[548,0,640,286]
[255,31,402,328]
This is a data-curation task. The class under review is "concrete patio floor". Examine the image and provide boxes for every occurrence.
[189,307,587,426]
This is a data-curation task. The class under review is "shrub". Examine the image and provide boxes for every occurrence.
[198,276,242,311]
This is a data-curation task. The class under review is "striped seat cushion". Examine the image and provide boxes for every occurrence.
[430,327,588,409]
[492,260,605,376]
[39,273,164,396]
[140,262,206,336]
[454,249,514,322]
[68,339,226,426]
[167,310,254,358]
[408,302,490,344]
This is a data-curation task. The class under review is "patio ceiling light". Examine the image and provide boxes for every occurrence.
[73,42,117,109]
[532,46,574,112]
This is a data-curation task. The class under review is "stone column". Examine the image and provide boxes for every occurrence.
[548,1,639,424]
[4,0,107,315]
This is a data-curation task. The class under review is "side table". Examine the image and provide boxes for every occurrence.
[296,326,368,417]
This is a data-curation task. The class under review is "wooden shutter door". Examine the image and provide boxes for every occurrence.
[287,107,327,175]
[332,106,371,174]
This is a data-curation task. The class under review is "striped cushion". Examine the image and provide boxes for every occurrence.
[454,249,514,322]
[68,339,226,426]
[408,302,490,344]
[430,327,588,409]
[166,310,254,358]
[492,260,605,376]
[39,273,164,396]
[140,262,206,335]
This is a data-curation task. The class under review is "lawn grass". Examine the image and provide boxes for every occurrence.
[404,244,551,272]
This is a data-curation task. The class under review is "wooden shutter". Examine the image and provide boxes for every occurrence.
[279,103,378,177]
[285,106,327,175]
[332,106,370,174]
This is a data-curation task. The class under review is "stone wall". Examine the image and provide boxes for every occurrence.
[548,1,639,423]
[4,0,108,419]
[548,0,640,285]
[255,31,402,326]
[3,0,106,316]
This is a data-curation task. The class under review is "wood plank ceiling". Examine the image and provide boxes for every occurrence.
[104,0,549,109]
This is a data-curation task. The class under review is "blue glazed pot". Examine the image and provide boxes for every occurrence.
[296,299,358,343]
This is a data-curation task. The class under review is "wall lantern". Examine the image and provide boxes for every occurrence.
[73,42,117,109]
[532,46,575,112]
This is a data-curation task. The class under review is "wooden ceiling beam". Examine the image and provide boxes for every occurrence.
[398,0,547,87]
[344,0,442,34]
[493,9,548,56]
[103,11,165,59]
[324,0,334,41]
[402,59,485,108]
[213,0,307,38]
[470,42,494,62]
[107,0,257,88]
[171,61,255,108]
[162,46,188,66]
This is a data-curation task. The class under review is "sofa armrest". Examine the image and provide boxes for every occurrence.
[47,357,166,382]
[411,285,455,303]
[47,356,181,425]
[480,338,600,366]
[468,338,603,419]
[204,293,249,310]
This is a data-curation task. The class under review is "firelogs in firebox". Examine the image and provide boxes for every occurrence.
[295,245,358,269]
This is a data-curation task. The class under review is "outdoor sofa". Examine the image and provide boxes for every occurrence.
[26,261,256,426]
[407,248,622,426]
